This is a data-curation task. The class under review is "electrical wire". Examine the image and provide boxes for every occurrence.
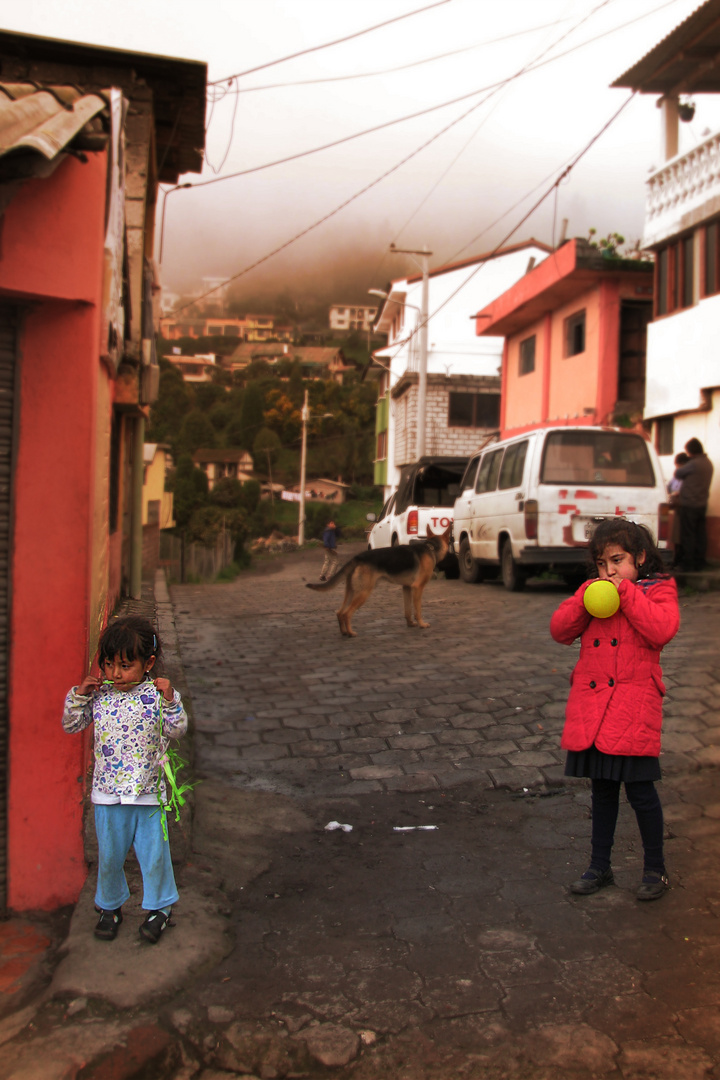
[391,0,610,245]
[171,84,516,314]
[170,0,674,315]
[208,0,453,85]
[378,91,638,376]
[205,77,240,174]
[212,18,573,94]
[181,0,683,192]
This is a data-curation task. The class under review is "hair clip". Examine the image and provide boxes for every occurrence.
[153,633,157,650]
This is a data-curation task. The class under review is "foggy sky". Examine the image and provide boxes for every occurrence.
[4,0,716,304]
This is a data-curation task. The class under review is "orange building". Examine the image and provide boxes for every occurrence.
[0,32,206,912]
[474,238,654,438]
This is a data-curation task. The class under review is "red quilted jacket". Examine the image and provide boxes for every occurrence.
[550,576,680,756]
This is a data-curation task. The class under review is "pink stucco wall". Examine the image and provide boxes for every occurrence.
[0,153,113,909]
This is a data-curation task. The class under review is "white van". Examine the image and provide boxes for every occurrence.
[453,426,670,591]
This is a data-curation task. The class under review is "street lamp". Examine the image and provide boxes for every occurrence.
[297,389,333,547]
[371,244,432,461]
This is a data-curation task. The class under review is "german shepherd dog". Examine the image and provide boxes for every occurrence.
[306,526,451,637]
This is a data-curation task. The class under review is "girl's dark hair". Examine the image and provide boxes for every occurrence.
[97,615,162,668]
[588,518,667,579]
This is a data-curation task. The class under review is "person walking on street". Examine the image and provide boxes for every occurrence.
[674,438,714,571]
[319,519,339,581]
[550,518,680,901]
[62,616,188,943]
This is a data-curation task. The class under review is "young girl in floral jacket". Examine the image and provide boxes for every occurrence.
[62,616,187,942]
[550,518,680,901]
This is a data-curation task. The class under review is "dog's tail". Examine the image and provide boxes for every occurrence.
[306,557,358,591]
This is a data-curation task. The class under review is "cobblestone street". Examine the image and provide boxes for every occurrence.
[155,543,720,1079]
[174,543,720,799]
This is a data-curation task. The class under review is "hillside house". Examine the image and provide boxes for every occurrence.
[193,449,256,489]
[329,303,378,333]
[160,316,246,339]
[613,0,720,557]
[371,240,551,497]
[166,352,217,383]
[0,30,206,912]
[473,238,654,437]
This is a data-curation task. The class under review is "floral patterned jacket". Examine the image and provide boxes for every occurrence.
[62,680,188,804]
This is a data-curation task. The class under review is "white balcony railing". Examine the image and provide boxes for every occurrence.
[643,129,720,248]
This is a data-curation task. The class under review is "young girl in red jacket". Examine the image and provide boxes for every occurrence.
[550,518,680,901]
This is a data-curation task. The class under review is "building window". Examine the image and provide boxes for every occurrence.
[448,392,500,428]
[704,221,719,297]
[656,236,694,315]
[656,248,668,316]
[564,310,586,357]
[519,335,536,376]
[656,416,674,456]
[682,235,694,308]
[377,430,387,460]
[147,500,160,526]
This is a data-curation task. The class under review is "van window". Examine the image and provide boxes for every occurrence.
[475,448,503,493]
[498,440,528,490]
[541,431,656,486]
[460,456,480,492]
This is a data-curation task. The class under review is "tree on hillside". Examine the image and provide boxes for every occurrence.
[239,381,266,451]
[146,360,192,445]
[263,389,302,444]
[177,409,216,456]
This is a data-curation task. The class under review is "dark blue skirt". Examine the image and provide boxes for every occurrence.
[565,744,661,783]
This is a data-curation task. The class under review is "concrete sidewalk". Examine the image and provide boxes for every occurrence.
[1,554,720,1079]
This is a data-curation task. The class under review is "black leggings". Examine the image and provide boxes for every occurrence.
[590,778,665,875]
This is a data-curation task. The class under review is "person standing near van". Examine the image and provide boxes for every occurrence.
[674,438,713,572]
[550,518,679,901]
[319,520,339,581]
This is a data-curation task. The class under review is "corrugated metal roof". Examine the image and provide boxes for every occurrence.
[0,31,206,182]
[0,82,108,175]
[612,0,720,93]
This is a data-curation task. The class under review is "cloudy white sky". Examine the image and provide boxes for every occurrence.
[5,0,715,298]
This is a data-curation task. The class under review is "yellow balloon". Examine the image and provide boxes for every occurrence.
[584,579,620,619]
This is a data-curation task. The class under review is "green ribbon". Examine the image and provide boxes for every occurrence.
[154,745,197,842]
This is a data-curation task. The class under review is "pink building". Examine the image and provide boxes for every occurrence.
[0,32,205,912]
[474,238,654,438]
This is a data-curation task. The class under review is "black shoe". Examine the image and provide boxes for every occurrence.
[570,867,614,895]
[637,872,669,901]
[94,908,123,940]
[139,909,172,943]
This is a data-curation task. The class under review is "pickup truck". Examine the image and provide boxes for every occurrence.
[367,456,468,578]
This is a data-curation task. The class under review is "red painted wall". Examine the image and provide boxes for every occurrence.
[0,154,110,909]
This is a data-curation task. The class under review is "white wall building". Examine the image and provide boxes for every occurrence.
[371,240,551,496]
[329,304,378,333]
[614,0,720,559]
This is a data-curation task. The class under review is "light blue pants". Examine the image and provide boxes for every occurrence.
[94,803,179,912]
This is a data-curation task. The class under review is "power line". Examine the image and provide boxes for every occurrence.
[171,86,510,314]
[213,18,572,94]
[170,0,673,313]
[183,0,683,192]
[391,0,613,245]
[208,0,453,85]
[379,91,639,376]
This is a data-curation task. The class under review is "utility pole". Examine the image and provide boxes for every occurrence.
[298,389,309,546]
[390,244,432,460]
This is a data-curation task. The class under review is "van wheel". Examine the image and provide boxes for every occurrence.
[501,541,526,592]
[459,537,481,583]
